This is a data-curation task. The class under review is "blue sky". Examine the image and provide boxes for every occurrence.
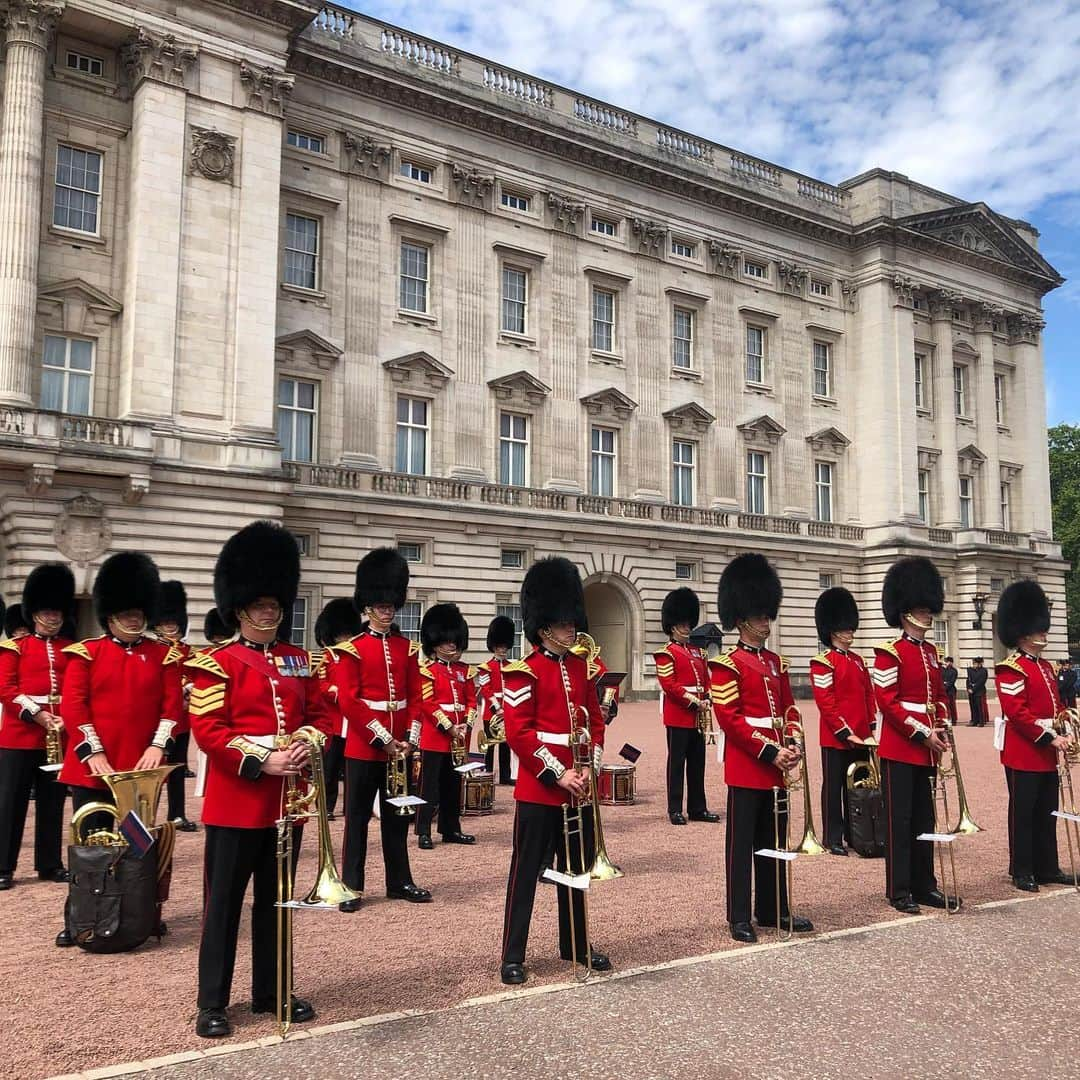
[345,0,1080,424]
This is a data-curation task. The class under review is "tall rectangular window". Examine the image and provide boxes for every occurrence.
[592,288,615,352]
[745,325,765,384]
[496,602,524,659]
[672,307,694,369]
[918,469,931,524]
[746,451,768,514]
[499,412,529,486]
[41,335,93,415]
[590,426,616,496]
[914,353,927,410]
[953,365,967,417]
[501,266,528,334]
[819,572,836,589]
[959,475,974,528]
[932,619,950,655]
[284,213,319,290]
[672,439,695,506]
[276,377,318,462]
[399,600,422,642]
[395,396,429,474]
[994,373,1006,424]
[54,145,101,234]
[1000,482,1011,530]
[399,241,430,313]
[812,341,832,397]
[290,596,309,648]
[814,461,834,522]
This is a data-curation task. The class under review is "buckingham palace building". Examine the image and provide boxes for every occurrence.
[0,0,1067,691]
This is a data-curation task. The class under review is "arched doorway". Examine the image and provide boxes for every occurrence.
[583,579,631,680]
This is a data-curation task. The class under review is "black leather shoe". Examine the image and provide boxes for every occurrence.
[175,818,198,833]
[1013,875,1039,892]
[442,831,476,845]
[500,962,526,985]
[387,883,432,903]
[669,812,687,825]
[688,811,720,823]
[252,997,315,1023]
[891,895,921,914]
[586,949,612,971]
[184,768,196,779]
[417,834,434,850]
[730,921,757,943]
[916,889,961,910]
[38,867,69,883]
[55,928,75,947]
[758,914,814,933]
[338,897,362,913]
[326,812,336,822]
[1037,870,1077,887]
[196,1009,231,1038]
[0,875,13,890]
[156,920,169,938]
[828,844,847,857]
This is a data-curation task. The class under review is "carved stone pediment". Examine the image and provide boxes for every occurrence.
[383,351,454,390]
[580,387,638,423]
[806,426,851,454]
[276,330,343,371]
[663,401,715,433]
[344,131,392,179]
[239,62,294,118]
[958,443,987,475]
[488,370,552,407]
[122,25,198,90]
[37,279,122,334]
[737,414,786,447]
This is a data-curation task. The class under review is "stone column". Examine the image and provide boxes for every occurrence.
[1010,313,1052,537]
[546,230,580,491]
[0,1,63,406]
[929,291,961,528]
[972,304,1004,530]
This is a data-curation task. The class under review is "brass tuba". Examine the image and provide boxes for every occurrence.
[70,764,178,849]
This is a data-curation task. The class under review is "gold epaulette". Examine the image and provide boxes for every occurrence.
[327,639,360,661]
[503,659,537,678]
[408,640,421,656]
[811,651,835,669]
[997,654,1026,675]
[185,652,229,680]
[653,646,674,663]
[417,657,434,679]
[708,651,739,674]
[163,644,186,666]
[63,642,92,662]
[874,639,901,661]
[466,664,478,679]
[0,637,20,652]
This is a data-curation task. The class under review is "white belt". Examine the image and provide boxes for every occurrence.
[744,716,780,730]
[900,701,929,713]
[537,732,571,747]
[363,698,407,712]
[682,685,705,695]
[28,695,55,704]
[438,703,466,712]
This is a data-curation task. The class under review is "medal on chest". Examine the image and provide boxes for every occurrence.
[274,654,310,678]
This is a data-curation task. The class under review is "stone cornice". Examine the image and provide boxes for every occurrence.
[3,0,63,50]
[222,0,320,32]
[122,25,198,90]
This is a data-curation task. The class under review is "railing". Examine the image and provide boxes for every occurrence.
[738,512,802,535]
[656,127,714,164]
[484,66,553,107]
[928,528,955,544]
[730,153,782,186]
[380,28,458,75]
[573,97,638,135]
[984,529,1022,547]
[313,6,354,37]
[797,178,845,205]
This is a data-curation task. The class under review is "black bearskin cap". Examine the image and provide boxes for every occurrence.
[214,522,299,618]
[22,563,75,619]
[881,556,944,628]
[354,548,409,612]
[486,614,516,651]
[4,603,30,637]
[315,597,363,648]
[718,554,782,631]
[815,587,859,647]
[996,580,1051,649]
[93,552,161,630]
[521,557,586,646]
[421,603,469,656]
[157,580,188,635]
[662,587,700,635]
[203,607,230,643]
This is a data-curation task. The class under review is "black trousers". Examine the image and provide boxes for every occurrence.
[0,747,67,875]
[341,758,414,893]
[944,689,958,725]
[485,741,513,784]
[725,785,791,926]
[166,732,190,822]
[820,746,869,848]
[881,759,937,901]
[323,736,346,816]
[1005,767,1061,880]
[666,727,708,816]
[501,800,595,965]
[416,749,462,838]
[969,693,987,726]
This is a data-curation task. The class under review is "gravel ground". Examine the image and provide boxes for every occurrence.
[0,701,1050,1080]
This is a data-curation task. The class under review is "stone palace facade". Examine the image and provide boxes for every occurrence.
[0,0,1067,692]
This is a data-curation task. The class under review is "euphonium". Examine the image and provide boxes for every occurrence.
[477,707,506,754]
[70,764,178,847]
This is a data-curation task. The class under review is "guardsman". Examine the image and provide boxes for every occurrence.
[655,587,719,826]
[871,556,954,915]
[154,581,197,833]
[710,554,813,944]
[332,548,431,913]
[55,552,185,947]
[810,587,874,856]
[477,615,514,784]
[415,604,477,850]
[188,521,330,1039]
[994,580,1075,892]
[0,564,76,890]
[499,556,611,986]
[314,598,362,820]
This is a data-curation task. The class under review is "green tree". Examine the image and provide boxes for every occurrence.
[1049,423,1080,645]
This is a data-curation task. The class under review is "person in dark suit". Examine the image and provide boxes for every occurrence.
[966,658,988,726]
[1057,660,1077,710]
[941,657,959,725]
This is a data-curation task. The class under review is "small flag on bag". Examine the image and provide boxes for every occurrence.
[119,811,155,858]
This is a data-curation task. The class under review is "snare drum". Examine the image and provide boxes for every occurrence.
[597,763,636,805]
[461,770,495,815]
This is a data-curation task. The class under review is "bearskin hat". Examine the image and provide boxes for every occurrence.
[881,556,944,628]
[521,556,586,646]
[354,548,409,612]
[996,579,1051,649]
[421,603,469,656]
[93,551,161,630]
[22,563,75,620]
[4,603,29,637]
[718,553,782,631]
[203,607,230,643]
[662,587,700,635]
[315,597,362,648]
[486,614,516,652]
[815,587,860,647]
[157,580,188,636]
[214,521,299,618]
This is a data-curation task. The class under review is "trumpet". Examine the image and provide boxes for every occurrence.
[450,725,468,768]
[697,697,718,746]
[1053,709,1080,890]
[846,736,881,791]
[386,746,415,817]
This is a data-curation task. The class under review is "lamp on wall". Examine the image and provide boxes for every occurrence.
[971,592,989,631]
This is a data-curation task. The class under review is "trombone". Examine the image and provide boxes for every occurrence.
[777,714,826,857]
[938,714,982,836]
[589,703,622,882]
[927,705,963,913]
[771,785,797,941]
[1053,709,1080,890]
[561,721,595,982]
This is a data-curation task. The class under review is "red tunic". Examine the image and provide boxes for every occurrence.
[58,636,185,790]
[316,648,348,739]
[502,646,605,807]
[810,648,876,749]
[709,643,799,790]
[187,639,331,829]
[159,638,194,735]
[995,653,1059,773]
[417,657,477,753]
[871,635,949,767]
[654,641,709,729]
[0,633,72,751]
[475,657,506,729]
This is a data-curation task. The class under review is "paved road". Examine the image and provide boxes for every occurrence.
[69,891,1079,1080]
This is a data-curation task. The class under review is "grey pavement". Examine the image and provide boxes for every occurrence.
[98,891,1080,1080]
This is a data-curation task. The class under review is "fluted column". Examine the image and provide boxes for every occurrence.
[0,1,63,406]
[1010,313,1052,536]
[929,292,961,528]
[973,304,1004,529]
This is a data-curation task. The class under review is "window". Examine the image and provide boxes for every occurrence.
[499,412,529,486]
[912,297,927,312]
[284,213,319,290]
[746,451,768,514]
[1000,483,1011,530]
[671,238,696,259]
[918,469,931,523]
[745,325,766,384]
[953,365,967,418]
[812,341,832,397]
[914,353,927,410]
[399,600,422,642]
[501,266,528,335]
[744,259,767,279]
[675,561,695,581]
[501,191,530,211]
[500,548,525,570]
[290,596,309,648]
[590,427,616,496]
[932,618,950,655]
[959,475,974,528]
[814,461,834,522]
[592,288,616,353]
[41,335,93,415]
[400,161,432,183]
[672,440,695,506]
[810,279,831,297]
[590,217,617,237]
[496,602,524,659]
[990,576,1007,594]
[53,145,101,234]
[819,573,836,589]
[672,307,694,369]
[395,396,429,475]
[399,241,430,313]
[398,543,423,563]
[287,130,325,153]
[292,532,312,557]
[276,377,318,462]
[994,373,1006,425]
[66,51,103,76]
